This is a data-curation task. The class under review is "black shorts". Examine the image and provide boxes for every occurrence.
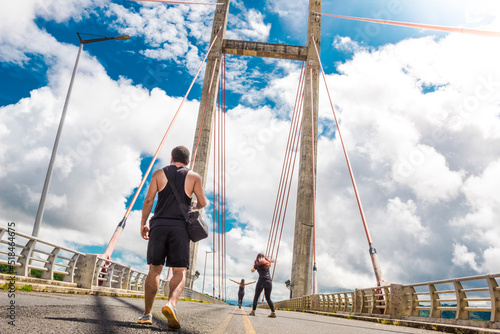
[147,225,190,268]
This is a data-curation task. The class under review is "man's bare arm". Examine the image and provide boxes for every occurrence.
[192,173,207,209]
[140,170,159,239]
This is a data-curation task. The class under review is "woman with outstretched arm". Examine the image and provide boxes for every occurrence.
[229,278,256,308]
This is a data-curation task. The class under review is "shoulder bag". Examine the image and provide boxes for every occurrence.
[166,166,208,242]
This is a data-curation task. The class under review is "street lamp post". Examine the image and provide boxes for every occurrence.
[202,250,214,294]
[285,279,293,299]
[32,32,130,237]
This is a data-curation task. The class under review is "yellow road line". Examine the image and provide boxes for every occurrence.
[241,308,256,334]
[213,307,237,334]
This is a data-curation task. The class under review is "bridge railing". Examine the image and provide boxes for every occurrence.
[273,274,500,329]
[0,226,84,283]
[0,226,224,304]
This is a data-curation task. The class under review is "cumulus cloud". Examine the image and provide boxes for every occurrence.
[107,1,271,76]
[452,244,480,272]
[226,9,271,42]
[385,198,430,244]
[265,0,308,35]
[333,36,365,54]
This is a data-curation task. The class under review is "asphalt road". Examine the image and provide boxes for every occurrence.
[1,290,442,334]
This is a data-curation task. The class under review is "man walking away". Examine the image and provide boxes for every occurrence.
[138,146,207,329]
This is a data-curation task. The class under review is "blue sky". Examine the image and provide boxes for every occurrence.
[1,0,500,302]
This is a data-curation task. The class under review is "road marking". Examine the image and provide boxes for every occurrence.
[213,307,237,334]
[241,308,256,334]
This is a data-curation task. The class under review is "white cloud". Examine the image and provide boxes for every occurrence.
[333,36,364,54]
[0,0,108,65]
[452,244,480,272]
[385,198,430,244]
[265,0,308,36]
[393,145,464,204]
[107,1,271,76]
[226,9,271,42]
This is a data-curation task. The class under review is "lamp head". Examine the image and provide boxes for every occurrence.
[115,35,131,41]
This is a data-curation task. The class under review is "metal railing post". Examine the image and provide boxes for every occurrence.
[16,239,36,277]
[453,280,469,320]
[369,288,376,314]
[42,247,60,280]
[487,276,500,322]
[66,253,80,283]
[428,283,441,318]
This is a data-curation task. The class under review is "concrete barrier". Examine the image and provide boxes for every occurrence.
[271,274,500,331]
[0,226,224,304]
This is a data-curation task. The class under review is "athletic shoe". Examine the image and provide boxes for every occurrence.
[268,312,277,318]
[249,310,255,316]
[138,314,153,325]
[162,301,181,329]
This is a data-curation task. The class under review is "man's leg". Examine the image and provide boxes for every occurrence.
[168,267,187,307]
[144,264,164,315]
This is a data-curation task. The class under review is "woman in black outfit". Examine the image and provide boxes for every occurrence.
[249,253,276,318]
[229,279,256,308]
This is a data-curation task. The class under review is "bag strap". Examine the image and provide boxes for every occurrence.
[165,166,190,223]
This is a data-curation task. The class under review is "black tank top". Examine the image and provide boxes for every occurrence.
[150,165,192,223]
[256,267,271,280]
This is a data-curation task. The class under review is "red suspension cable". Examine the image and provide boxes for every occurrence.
[271,93,304,280]
[222,54,227,301]
[268,66,306,259]
[212,56,228,300]
[310,34,385,286]
[217,71,221,300]
[218,61,222,300]
[103,27,222,259]
[266,63,306,256]
[313,11,500,38]
[308,62,318,295]
[212,96,216,298]
[266,63,307,280]
[130,0,224,5]
[191,54,220,169]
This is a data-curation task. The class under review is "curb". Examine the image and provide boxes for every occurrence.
[1,275,210,302]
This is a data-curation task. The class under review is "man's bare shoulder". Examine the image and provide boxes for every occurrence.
[152,168,164,176]
[187,170,201,180]
[152,168,167,180]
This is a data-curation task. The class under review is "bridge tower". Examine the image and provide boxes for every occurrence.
[187,0,321,297]
[291,0,321,298]
[186,0,231,289]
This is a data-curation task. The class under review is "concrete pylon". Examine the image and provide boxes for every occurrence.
[186,0,231,290]
[290,0,321,298]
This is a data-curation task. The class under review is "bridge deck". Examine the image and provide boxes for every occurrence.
[2,291,459,334]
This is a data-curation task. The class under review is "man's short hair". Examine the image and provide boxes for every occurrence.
[171,146,190,165]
